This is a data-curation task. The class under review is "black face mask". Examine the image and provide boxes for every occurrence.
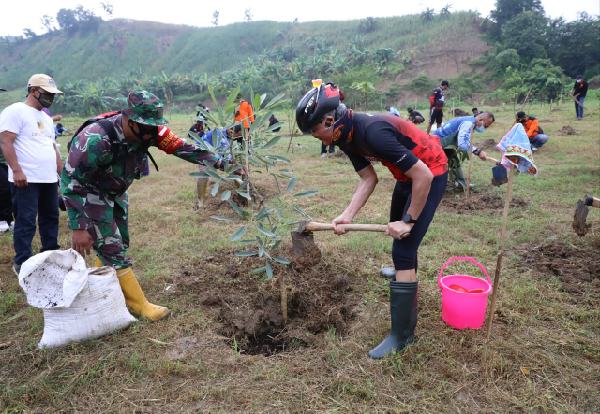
[35,90,55,108]
[128,120,157,143]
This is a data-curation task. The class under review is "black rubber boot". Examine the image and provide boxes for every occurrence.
[368,281,418,359]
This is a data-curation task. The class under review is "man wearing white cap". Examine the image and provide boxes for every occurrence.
[0,74,63,275]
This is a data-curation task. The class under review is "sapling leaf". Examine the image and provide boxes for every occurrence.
[255,207,270,221]
[261,136,281,149]
[294,190,318,197]
[229,200,249,218]
[250,266,266,275]
[257,223,276,238]
[287,177,297,192]
[235,250,258,257]
[211,182,220,197]
[265,261,274,279]
[292,205,312,219]
[220,190,231,201]
[235,190,251,200]
[266,155,290,163]
[230,226,247,241]
[210,215,232,222]
[272,256,291,265]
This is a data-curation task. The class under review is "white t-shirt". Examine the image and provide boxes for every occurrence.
[0,102,57,183]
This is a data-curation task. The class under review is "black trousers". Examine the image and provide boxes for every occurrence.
[0,164,13,223]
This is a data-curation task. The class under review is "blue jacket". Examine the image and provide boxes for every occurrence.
[433,116,476,152]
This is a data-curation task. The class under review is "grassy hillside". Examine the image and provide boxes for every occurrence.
[0,12,487,106]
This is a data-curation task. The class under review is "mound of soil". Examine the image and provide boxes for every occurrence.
[442,191,528,213]
[176,249,365,356]
[557,125,577,136]
[516,239,600,296]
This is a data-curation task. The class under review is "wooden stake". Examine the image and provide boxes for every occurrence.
[466,147,473,200]
[486,167,515,339]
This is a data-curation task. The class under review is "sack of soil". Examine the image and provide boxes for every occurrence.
[18,249,136,348]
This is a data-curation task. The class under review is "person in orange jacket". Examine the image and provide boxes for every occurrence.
[516,111,548,151]
[234,93,254,129]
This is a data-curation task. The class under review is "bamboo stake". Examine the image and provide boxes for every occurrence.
[486,167,515,339]
[466,144,473,199]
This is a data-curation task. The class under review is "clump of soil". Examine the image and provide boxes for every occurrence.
[557,125,577,135]
[442,191,528,213]
[516,239,600,296]
[176,249,364,356]
[474,138,497,151]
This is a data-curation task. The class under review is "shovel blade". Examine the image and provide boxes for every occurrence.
[291,231,322,269]
[572,199,591,236]
[491,165,508,186]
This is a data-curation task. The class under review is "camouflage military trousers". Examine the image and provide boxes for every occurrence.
[88,194,131,269]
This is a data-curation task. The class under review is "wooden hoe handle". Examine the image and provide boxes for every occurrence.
[304,222,388,232]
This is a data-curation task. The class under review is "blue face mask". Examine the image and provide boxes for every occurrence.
[475,125,485,133]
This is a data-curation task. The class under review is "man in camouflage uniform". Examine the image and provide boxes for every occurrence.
[61,90,221,321]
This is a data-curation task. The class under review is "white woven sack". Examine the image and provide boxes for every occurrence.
[18,249,136,348]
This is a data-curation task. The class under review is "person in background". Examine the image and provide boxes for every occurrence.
[55,122,67,138]
[189,125,236,210]
[571,75,588,120]
[0,74,63,275]
[268,114,281,132]
[234,93,255,135]
[0,87,11,233]
[515,111,548,151]
[472,107,481,116]
[432,112,495,191]
[407,107,425,124]
[426,80,449,134]
[386,106,401,117]
[189,114,207,138]
[0,145,13,233]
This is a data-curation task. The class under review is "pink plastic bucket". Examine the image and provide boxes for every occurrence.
[438,256,492,330]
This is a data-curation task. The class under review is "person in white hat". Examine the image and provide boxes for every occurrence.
[0,74,63,275]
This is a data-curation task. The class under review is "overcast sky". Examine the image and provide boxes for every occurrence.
[1,0,598,36]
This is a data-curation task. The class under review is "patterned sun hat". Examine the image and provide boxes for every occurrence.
[496,123,538,176]
[123,90,168,126]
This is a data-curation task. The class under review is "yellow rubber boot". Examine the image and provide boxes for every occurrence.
[116,267,170,321]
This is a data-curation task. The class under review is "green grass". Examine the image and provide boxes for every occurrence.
[0,99,599,412]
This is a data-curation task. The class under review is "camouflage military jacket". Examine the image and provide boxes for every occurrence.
[61,114,218,230]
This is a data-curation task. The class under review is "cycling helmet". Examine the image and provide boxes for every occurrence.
[296,81,341,133]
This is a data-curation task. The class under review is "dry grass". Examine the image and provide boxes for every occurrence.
[1,101,599,413]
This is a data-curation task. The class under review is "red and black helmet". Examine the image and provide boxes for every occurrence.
[296,81,341,133]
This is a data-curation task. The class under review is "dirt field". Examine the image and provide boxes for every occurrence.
[1,101,599,413]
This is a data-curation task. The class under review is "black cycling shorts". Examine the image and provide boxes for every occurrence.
[429,108,443,125]
[390,172,447,270]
